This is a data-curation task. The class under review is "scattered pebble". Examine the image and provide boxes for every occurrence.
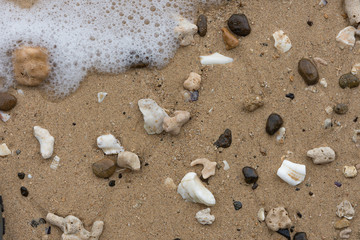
[293,232,308,240]
[183,72,201,91]
[242,167,258,184]
[336,26,356,49]
[223,160,230,170]
[0,93,17,111]
[277,160,306,186]
[0,111,10,122]
[335,181,342,187]
[196,15,207,37]
[117,151,140,171]
[307,146,335,164]
[324,118,332,129]
[163,111,190,135]
[34,126,54,159]
[336,200,355,220]
[276,127,286,143]
[344,0,360,25]
[227,14,251,36]
[108,180,115,187]
[333,103,348,115]
[319,78,328,88]
[266,113,283,135]
[138,99,168,134]
[314,57,328,66]
[97,92,107,103]
[18,172,25,179]
[339,73,359,89]
[200,52,233,65]
[257,208,265,222]
[285,93,294,100]
[15,149,21,155]
[0,143,11,157]
[233,201,242,210]
[334,218,350,229]
[265,207,292,231]
[20,186,29,197]
[182,90,191,102]
[242,95,264,112]
[325,106,333,115]
[339,228,351,239]
[50,155,60,170]
[190,158,216,179]
[351,63,360,75]
[343,166,357,178]
[214,129,232,148]
[177,172,216,206]
[174,15,197,46]
[221,27,239,50]
[276,228,291,240]
[272,30,292,53]
[195,208,215,225]
[27,174,32,179]
[92,158,116,178]
[164,177,177,190]
[298,58,319,85]
[352,130,360,145]
[190,91,199,102]
[97,134,124,155]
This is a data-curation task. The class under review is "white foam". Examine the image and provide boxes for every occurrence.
[0,0,223,97]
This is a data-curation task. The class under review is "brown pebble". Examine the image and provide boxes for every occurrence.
[242,95,264,112]
[221,27,239,50]
[356,164,360,170]
[0,92,17,111]
[298,58,319,85]
[92,158,116,178]
[334,218,350,229]
[197,15,207,37]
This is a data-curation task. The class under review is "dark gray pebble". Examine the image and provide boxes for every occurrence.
[276,228,290,240]
[298,58,319,85]
[18,172,25,179]
[339,73,359,89]
[214,129,232,148]
[242,167,258,184]
[227,14,251,36]
[190,91,199,102]
[293,232,308,240]
[20,186,28,197]
[266,113,283,135]
[197,15,207,37]
[333,103,348,115]
[233,200,242,210]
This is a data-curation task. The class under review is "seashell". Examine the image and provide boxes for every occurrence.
[97,134,124,155]
[336,200,355,220]
[34,126,54,159]
[50,155,60,170]
[277,160,306,186]
[0,143,11,157]
[97,92,107,103]
[336,26,356,49]
[138,99,168,134]
[272,30,292,53]
[200,52,233,65]
[177,172,215,206]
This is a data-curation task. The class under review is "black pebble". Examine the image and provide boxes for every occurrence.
[293,232,308,240]
[20,187,29,197]
[297,212,302,218]
[252,182,258,190]
[307,20,313,26]
[266,113,283,135]
[286,93,294,100]
[298,58,319,85]
[118,173,123,179]
[18,172,25,179]
[15,150,21,155]
[214,129,232,148]
[109,180,115,187]
[309,191,313,196]
[227,14,251,36]
[190,91,199,102]
[46,226,51,234]
[242,167,258,184]
[233,200,242,210]
[295,187,300,191]
[30,220,39,228]
[196,15,207,37]
[276,228,291,240]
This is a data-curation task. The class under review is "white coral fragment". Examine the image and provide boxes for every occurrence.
[273,30,292,53]
[97,134,124,155]
[307,146,335,164]
[177,172,216,206]
[34,126,54,159]
[174,15,198,46]
[195,208,215,225]
[277,160,306,186]
[97,92,107,103]
[200,52,233,65]
[163,111,190,135]
[138,99,168,134]
[0,143,11,157]
[190,158,217,179]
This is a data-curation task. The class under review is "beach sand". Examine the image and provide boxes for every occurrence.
[1,0,360,239]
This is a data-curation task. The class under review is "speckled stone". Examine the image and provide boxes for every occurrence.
[0,92,17,111]
[197,15,207,37]
[339,73,359,89]
[333,103,348,115]
[266,113,283,135]
[298,58,319,85]
[92,158,116,178]
[227,14,251,36]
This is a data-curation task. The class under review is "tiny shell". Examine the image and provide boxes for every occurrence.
[50,155,60,170]
[336,26,356,49]
[0,143,11,157]
[200,52,233,65]
[277,160,306,186]
[97,92,107,103]
[273,30,292,53]
[97,134,124,155]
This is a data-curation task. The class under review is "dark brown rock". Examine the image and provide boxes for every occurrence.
[92,158,116,178]
[227,14,251,36]
[339,73,359,89]
[266,113,283,135]
[242,167,258,184]
[214,129,232,148]
[334,103,348,115]
[0,92,17,111]
[298,58,319,85]
[197,15,207,37]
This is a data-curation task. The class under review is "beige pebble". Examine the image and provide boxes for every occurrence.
[265,207,292,231]
[183,72,201,91]
[164,177,177,190]
[339,228,351,239]
[257,208,265,222]
[190,158,217,179]
[163,110,190,135]
[334,218,350,229]
[355,163,360,170]
[117,151,140,171]
[307,147,335,164]
[0,143,11,157]
[343,166,357,178]
[336,200,355,220]
[221,27,239,50]
[195,208,215,225]
[242,95,264,112]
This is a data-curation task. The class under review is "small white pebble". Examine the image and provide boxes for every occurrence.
[28,174,32,179]
[0,143,11,157]
[223,160,230,171]
[0,111,10,122]
[324,118,332,129]
[320,78,327,88]
[343,166,357,178]
[97,92,107,103]
[325,106,333,115]
[17,89,24,95]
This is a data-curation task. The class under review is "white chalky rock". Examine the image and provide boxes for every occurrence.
[325,106,333,115]
[276,127,286,143]
[177,172,216,206]
[223,160,230,171]
[50,155,60,170]
[343,166,357,178]
[277,160,306,186]
[97,92,107,103]
[336,26,356,49]
[336,200,355,220]
[163,110,190,135]
[34,126,54,159]
[265,207,292,231]
[320,78,328,88]
[0,143,11,157]
[174,15,197,46]
[117,151,140,171]
[257,208,265,222]
[272,30,292,53]
[46,213,104,240]
[190,158,217,179]
[324,118,332,129]
[138,99,168,134]
[183,72,201,91]
[97,134,124,155]
[344,0,360,26]
[307,147,335,164]
[195,208,215,225]
[200,52,233,65]
[351,63,360,75]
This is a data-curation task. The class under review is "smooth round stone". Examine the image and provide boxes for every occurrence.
[298,58,319,85]
[92,158,116,178]
[196,15,207,37]
[266,113,283,135]
[242,167,258,184]
[20,186,29,197]
[333,103,348,115]
[339,73,359,89]
[0,92,17,111]
[227,14,251,36]
[293,232,308,240]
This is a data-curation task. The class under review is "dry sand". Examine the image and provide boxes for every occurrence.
[1,0,360,239]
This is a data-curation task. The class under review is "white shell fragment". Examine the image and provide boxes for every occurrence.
[163,110,190,135]
[276,127,286,143]
[190,158,217,179]
[174,14,197,46]
[0,111,10,122]
[336,26,356,49]
[117,151,140,171]
[319,0,328,7]
[195,208,215,225]
[34,126,54,159]
[177,172,216,206]
[320,78,328,88]
[272,30,292,53]
[344,0,360,26]
[0,143,11,157]
[97,134,124,155]
[351,63,360,75]
[277,160,306,186]
[200,52,233,65]
[336,200,355,220]
[343,166,357,178]
[223,160,230,171]
[50,155,60,170]
[97,92,107,103]
[307,147,335,164]
[324,118,332,129]
[138,99,168,134]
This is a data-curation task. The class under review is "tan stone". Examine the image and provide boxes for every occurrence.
[343,166,357,178]
[242,95,264,112]
[92,158,116,178]
[163,111,190,135]
[190,158,217,179]
[221,27,239,50]
[334,218,350,229]
[117,151,140,171]
[183,72,201,91]
[265,207,292,231]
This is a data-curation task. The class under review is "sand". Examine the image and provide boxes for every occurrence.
[1,0,360,239]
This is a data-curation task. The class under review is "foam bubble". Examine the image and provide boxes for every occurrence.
[0,0,223,97]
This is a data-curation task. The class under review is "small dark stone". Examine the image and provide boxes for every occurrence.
[290,226,295,232]
[227,14,251,36]
[242,167,258,184]
[0,93,17,111]
[252,182,258,190]
[285,93,294,100]
[30,220,39,228]
[309,191,313,196]
[293,232,308,240]
[214,129,232,148]
[297,212,302,218]
[334,181,342,187]
[197,15,207,37]
[236,228,241,231]
[298,58,319,85]
[92,158,116,178]
[233,200,242,210]
[174,238,181,240]
[339,73,359,89]
[266,113,283,135]
[118,173,123,179]
[46,226,51,234]
[354,116,358,122]
[295,187,300,191]
[333,103,348,115]
[38,218,46,224]
[190,91,199,102]
[307,20,313,26]
[15,150,21,155]
[109,180,115,187]
[276,228,291,240]
[20,186,28,197]
[18,172,25,179]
